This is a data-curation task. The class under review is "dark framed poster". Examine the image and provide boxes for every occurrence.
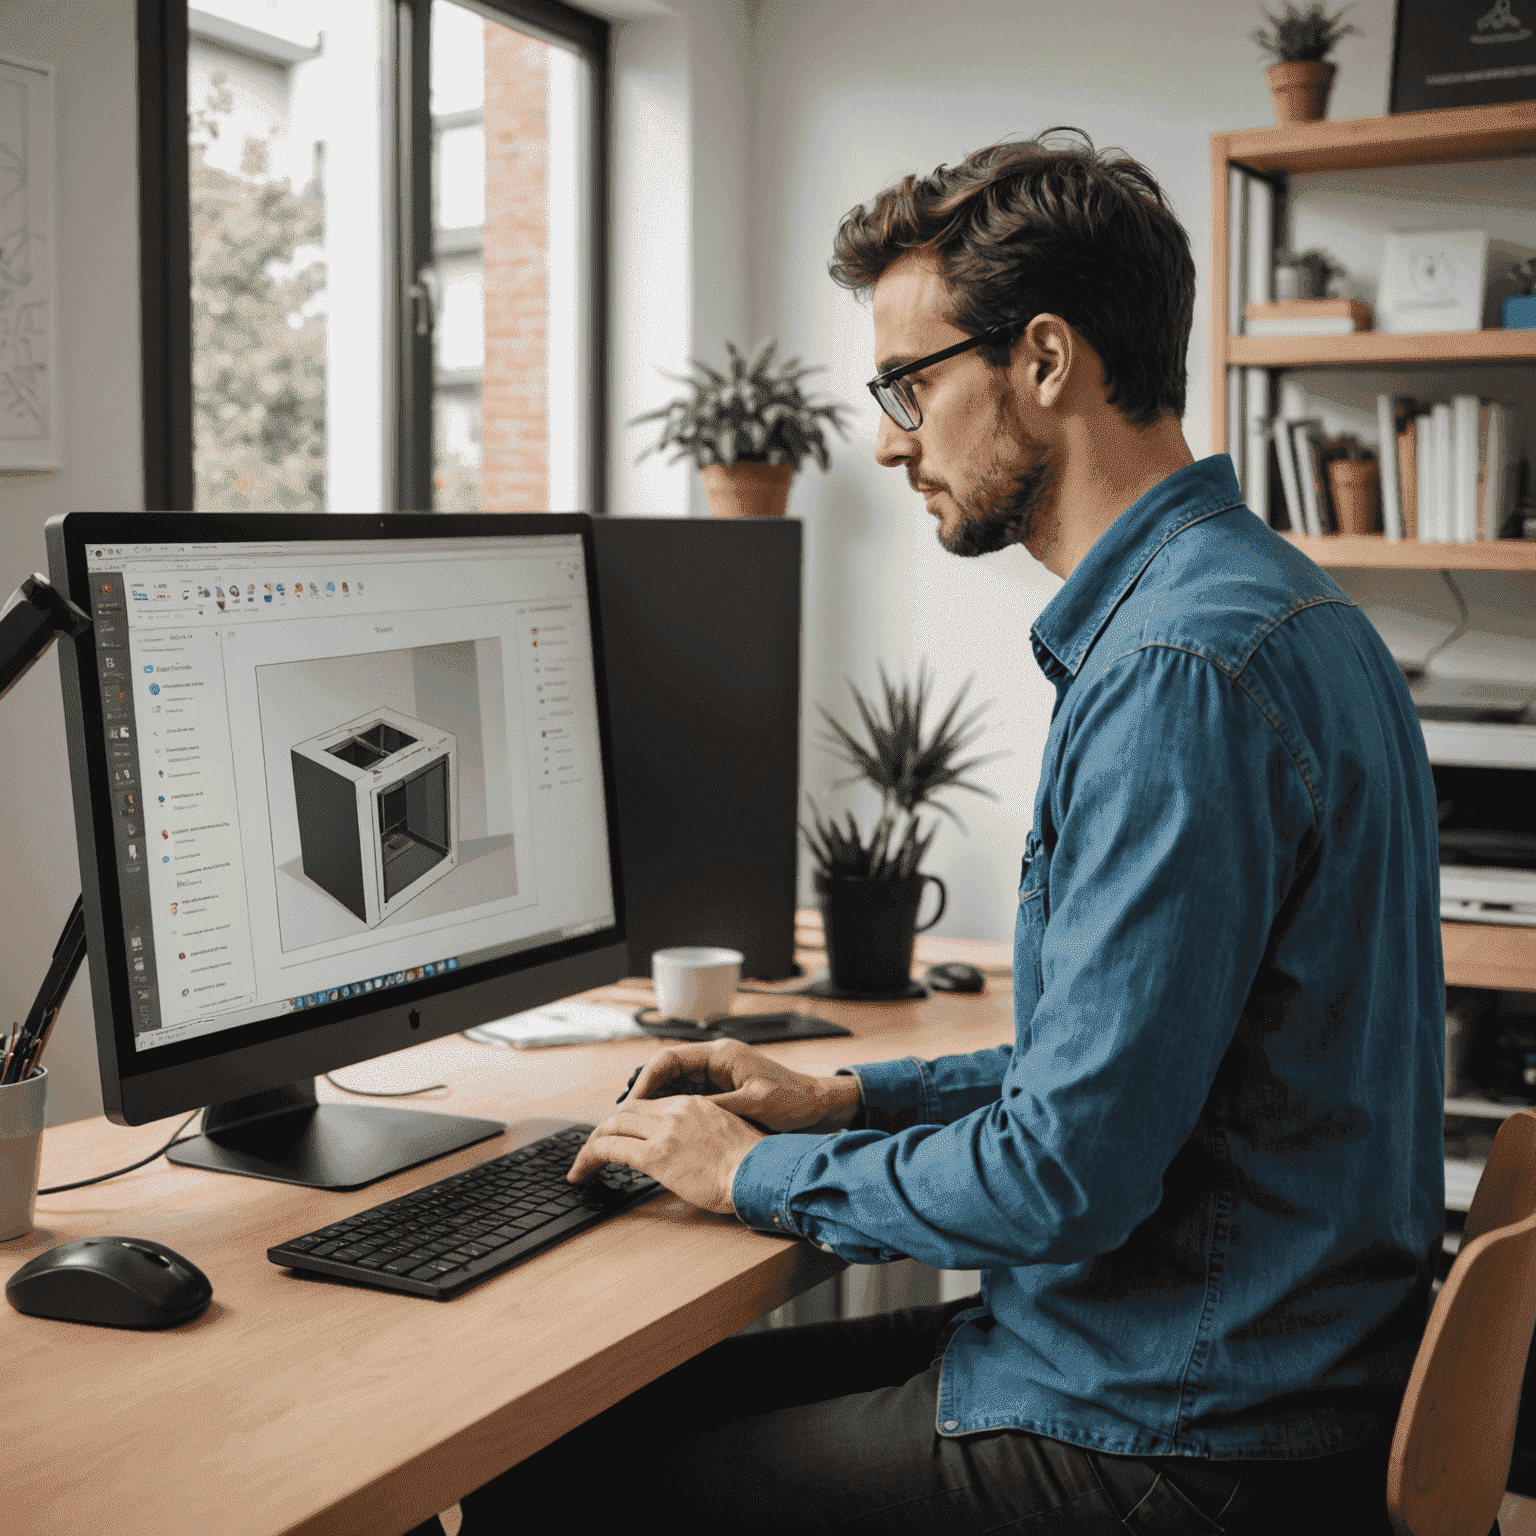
[1390,0,1536,113]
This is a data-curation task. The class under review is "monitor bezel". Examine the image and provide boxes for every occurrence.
[46,511,627,1126]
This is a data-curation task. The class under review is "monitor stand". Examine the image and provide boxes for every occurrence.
[165,1080,506,1190]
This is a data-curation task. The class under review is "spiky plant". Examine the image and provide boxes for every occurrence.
[1252,2,1359,63]
[803,665,1003,883]
[629,339,851,472]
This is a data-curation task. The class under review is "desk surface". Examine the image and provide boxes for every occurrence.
[2,936,1012,1536]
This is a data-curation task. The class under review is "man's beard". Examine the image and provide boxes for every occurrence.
[940,440,1054,557]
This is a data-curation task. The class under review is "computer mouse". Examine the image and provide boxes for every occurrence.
[5,1235,213,1329]
[924,961,986,994]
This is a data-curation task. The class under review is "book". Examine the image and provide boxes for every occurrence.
[1274,417,1305,533]
[1244,369,1270,524]
[1292,421,1324,536]
[1453,395,1479,543]
[1244,298,1373,337]
[1432,404,1455,542]
[1398,418,1418,541]
[1377,393,1404,541]
[1480,403,1521,540]
[1415,413,1433,541]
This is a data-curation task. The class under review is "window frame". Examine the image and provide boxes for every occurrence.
[137,0,610,514]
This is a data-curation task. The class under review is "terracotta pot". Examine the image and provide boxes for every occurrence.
[1328,460,1379,535]
[699,461,794,518]
[1265,60,1335,125]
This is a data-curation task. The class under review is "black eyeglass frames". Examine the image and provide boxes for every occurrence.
[866,325,1013,431]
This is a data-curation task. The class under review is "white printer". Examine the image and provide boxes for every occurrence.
[1417,679,1536,927]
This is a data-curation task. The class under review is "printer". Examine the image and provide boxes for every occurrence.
[1415,677,1536,927]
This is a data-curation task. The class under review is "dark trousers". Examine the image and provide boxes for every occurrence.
[433,1296,1394,1534]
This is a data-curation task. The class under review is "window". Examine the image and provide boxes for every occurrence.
[138,0,607,514]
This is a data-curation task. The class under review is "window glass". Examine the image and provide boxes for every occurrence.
[430,1,593,513]
[188,0,388,513]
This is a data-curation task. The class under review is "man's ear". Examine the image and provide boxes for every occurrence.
[1013,314,1073,411]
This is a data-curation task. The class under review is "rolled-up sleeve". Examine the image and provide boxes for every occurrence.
[730,647,1315,1271]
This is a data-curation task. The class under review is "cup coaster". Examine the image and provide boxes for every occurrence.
[796,974,929,1002]
[631,1009,851,1042]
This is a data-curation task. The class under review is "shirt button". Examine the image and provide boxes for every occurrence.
[943,1421,959,1431]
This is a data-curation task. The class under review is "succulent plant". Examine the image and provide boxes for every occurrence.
[629,339,851,472]
[1252,2,1359,64]
[803,665,1002,882]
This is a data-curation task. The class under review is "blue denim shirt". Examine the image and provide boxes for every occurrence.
[733,455,1444,1460]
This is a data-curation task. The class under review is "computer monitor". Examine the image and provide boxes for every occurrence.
[45,512,626,1189]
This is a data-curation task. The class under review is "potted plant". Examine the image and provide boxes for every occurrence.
[629,340,851,518]
[1252,3,1360,124]
[802,666,1001,997]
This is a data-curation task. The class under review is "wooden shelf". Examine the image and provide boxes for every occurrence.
[1217,99,1536,176]
[1443,921,1536,992]
[1227,328,1536,370]
[1280,533,1536,570]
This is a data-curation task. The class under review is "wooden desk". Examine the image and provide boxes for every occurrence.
[0,959,1013,1536]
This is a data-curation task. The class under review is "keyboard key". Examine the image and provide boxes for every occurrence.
[511,1212,552,1230]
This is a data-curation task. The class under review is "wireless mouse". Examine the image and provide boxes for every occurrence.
[5,1235,213,1329]
[924,961,987,994]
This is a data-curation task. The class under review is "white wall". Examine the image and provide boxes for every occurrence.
[1,0,143,1125]
[606,0,754,517]
[746,0,1399,941]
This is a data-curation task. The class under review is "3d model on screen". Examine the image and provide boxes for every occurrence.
[290,709,458,926]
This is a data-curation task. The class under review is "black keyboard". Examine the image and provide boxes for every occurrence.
[267,1123,659,1299]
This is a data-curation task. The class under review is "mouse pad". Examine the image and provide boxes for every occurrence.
[634,1010,851,1043]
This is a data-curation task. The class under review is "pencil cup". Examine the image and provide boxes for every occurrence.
[0,1066,48,1241]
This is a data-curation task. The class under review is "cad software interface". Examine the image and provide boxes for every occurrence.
[83,533,615,1054]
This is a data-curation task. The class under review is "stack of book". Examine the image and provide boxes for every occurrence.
[1384,394,1520,543]
[1268,420,1369,537]
[1263,394,1521,541]
[1245,298,1373,338]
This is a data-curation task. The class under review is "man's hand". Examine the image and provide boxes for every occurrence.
[566,1095,764,1214]
[622,1038,862,1134]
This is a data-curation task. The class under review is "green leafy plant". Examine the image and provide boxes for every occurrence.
[803,666,1003,882]
[1252,2,1359,63]
[629,339,851,471]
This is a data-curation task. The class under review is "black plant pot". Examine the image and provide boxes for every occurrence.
[814,871,948,996]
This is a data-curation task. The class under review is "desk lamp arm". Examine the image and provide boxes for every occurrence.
[0,574,91,1083]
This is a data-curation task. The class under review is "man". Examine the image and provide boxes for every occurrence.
[456,132,1444,1534]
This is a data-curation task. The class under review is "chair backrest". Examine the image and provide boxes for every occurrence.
[1388,1109,1536,1536]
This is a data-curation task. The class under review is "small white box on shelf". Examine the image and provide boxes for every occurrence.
[1378,229,1488,336]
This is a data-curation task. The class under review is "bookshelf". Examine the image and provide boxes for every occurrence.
[1210,98,1536,453]
[1212,106,1536,1163]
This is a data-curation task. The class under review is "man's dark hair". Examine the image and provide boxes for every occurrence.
[829,130,1195,426]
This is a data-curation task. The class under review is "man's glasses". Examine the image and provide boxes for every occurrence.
[866,325,1012,431]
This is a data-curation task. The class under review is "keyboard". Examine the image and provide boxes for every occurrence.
[267,1123,659,1299]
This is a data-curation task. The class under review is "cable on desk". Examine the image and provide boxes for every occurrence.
[323,1071,447,1098]
[36,1110,201,1196]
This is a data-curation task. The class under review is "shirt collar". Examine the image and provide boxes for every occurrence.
[1030,454,1244,682]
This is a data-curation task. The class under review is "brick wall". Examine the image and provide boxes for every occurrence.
[481,25,548,510]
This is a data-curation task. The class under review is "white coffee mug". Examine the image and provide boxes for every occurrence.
[652,946,743,1024]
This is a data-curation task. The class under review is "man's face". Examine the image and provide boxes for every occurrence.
[871,253,1052,556]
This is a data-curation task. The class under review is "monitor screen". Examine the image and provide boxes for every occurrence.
[48,513,626,1151]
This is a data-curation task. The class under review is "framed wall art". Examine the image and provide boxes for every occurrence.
[1390,1,1536,115]
[0,52,60,472]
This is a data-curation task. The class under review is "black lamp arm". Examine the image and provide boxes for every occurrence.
[0,573,92,703]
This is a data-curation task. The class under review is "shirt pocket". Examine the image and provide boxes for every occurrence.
[1014,831,1049,1018]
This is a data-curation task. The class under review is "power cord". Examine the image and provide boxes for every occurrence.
[34,1074,446,1196]
[1410,570,1471,677]
[323,1071,446,1098]
[37,1109,201,1196]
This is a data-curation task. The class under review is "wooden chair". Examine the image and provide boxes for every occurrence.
[1389,1109,1536,1536]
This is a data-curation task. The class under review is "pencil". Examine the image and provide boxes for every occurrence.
[19,1005,63,1082]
